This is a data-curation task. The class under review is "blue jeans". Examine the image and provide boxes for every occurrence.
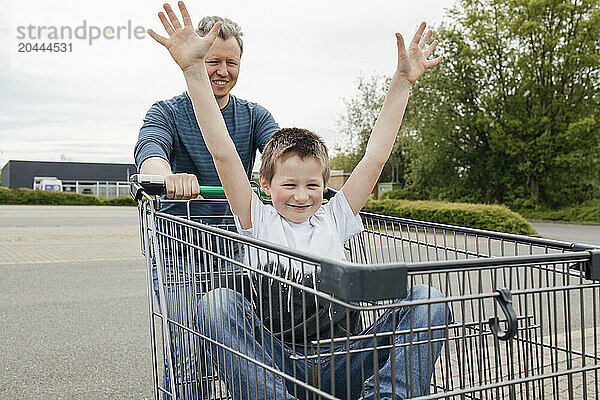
[198,284,449,400]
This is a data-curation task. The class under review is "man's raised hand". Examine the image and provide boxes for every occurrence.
[147,1,222,72]
[395,22,443,85]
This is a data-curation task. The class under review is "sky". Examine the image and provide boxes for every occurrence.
[0,0,455,169]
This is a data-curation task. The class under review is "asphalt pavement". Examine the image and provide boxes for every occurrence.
[531,220,600,246]
[0,206,152,399]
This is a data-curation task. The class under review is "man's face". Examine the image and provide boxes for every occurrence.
[204,36,241,106]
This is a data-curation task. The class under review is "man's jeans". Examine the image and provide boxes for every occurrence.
[198,284,450,400]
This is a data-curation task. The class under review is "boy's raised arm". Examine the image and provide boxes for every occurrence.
[341,23,442,215]
[148,1,253,228]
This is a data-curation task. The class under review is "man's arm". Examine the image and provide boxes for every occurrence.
[147,1,252,227]
[342,23,442,215]
[135,101,202,200]
[140,157,172,175]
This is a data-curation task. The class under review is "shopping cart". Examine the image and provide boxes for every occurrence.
[131,174,600,400]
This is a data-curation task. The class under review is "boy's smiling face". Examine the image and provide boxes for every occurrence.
[260,155,324,223]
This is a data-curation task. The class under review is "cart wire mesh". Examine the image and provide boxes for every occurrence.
[132,184,600,400]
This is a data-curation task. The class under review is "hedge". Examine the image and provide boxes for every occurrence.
[380,188,425,201]
[364,198,537,236]
[0,187,136,206]
[101,196,137,206]
[515,198,600,224]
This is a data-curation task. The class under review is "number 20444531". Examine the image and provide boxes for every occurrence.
[18,43,73,52]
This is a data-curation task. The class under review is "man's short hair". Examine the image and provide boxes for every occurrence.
[196,16,244,56]
[260,128,330,185]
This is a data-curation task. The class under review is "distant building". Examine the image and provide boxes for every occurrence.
[1,160,136,197]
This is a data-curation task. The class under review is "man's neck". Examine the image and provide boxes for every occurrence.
[216,94,230,109]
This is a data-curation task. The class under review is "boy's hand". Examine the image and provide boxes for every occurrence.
[147,1,222,72]
[395,22,443,85]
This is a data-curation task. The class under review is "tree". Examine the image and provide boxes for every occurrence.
[332,74,412,184]
[499,0,600,206]
[405,0,600,206]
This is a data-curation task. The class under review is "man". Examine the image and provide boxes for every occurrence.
[134,11,279,399]
[135,14,278,214]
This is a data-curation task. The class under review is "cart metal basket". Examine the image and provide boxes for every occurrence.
[131,176,600,400]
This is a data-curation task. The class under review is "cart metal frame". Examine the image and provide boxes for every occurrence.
[131,179,600,400]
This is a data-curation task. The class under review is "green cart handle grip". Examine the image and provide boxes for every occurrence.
[199,186,267,197]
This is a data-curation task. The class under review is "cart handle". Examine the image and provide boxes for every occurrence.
[129,174,337,202]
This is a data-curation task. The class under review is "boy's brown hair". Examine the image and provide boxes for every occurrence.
[259,127,330,184]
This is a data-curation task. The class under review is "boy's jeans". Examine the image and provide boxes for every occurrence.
[199,284,450,400]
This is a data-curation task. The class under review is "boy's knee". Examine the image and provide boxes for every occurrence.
[409,284,443,300]
[198,287,239,323]
[407,284,450,327]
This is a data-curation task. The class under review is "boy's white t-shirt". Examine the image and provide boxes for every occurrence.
[233,190,363,274]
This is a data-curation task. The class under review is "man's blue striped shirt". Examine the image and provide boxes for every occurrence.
[135,92,279,218]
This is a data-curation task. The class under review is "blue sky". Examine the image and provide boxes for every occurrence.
[0,0,453,168]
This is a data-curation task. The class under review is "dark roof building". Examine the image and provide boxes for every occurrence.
[1,160,136,189]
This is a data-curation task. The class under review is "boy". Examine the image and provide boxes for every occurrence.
[148,2,448,398]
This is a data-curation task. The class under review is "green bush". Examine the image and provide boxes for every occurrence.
[515,199,600,223]
[381,189,424,201]
[364,198,537,235]
[101,196,137,206]
[0,187,136,206]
